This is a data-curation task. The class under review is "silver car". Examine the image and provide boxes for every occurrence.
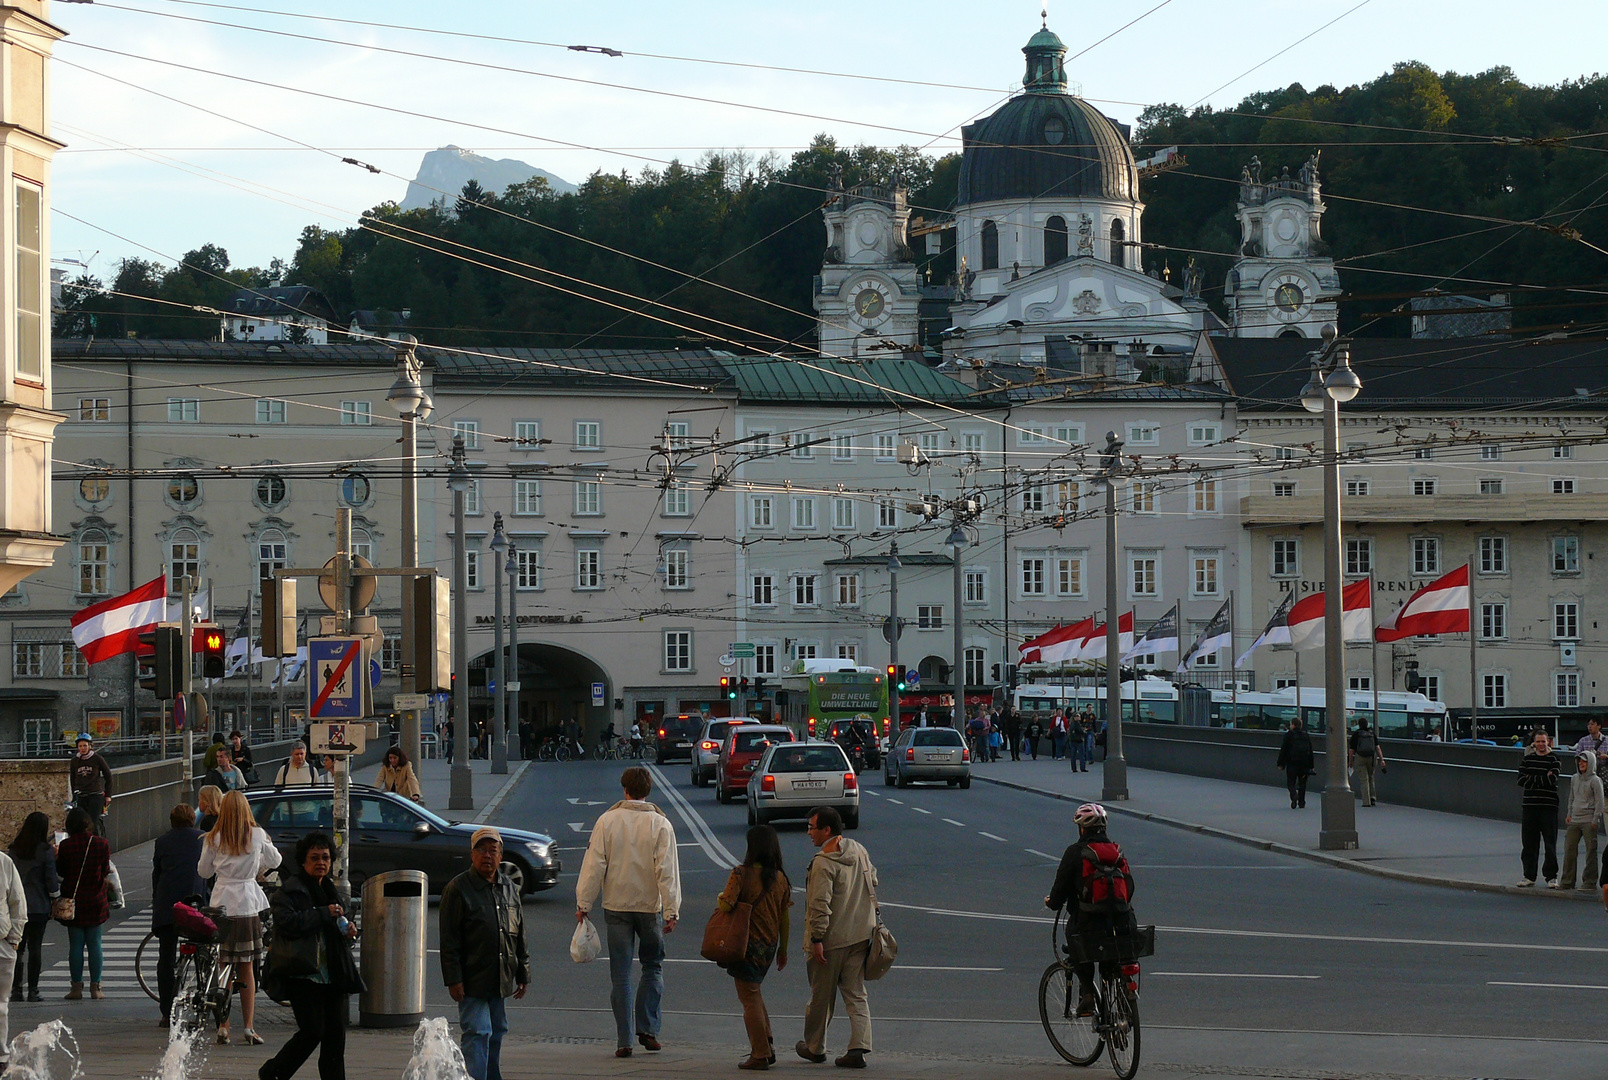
[747,741,860,829]
[885,726,971,788]
[691,716,758,786]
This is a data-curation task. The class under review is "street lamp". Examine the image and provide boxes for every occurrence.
[505,540,521,761]
[947,521,967,733]
[886,541,901,737]
[1100,431,1129,801]
[1299,324,1361,851]
[385,334,431,768]
[489,512,508,775]
[446,435,473,811]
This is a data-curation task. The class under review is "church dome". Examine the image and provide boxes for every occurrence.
[955,27,1138,207]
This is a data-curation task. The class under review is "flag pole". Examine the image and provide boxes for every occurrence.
[1468,553,1478,742]
[1229,591,1238,723]
[1369,582,1380,736]
[1294,650,1302,730]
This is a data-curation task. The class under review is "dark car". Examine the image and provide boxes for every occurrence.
[245,785,560,896]
[716,725,796,804]
[692,716,758,787]
[655,714,703,764]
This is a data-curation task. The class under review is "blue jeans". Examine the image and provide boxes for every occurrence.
[1070,738,1087,770]
[605,909,664,1048]
[1051,733,1066,759]
[457,995,508,1080]
[67,925,103,983]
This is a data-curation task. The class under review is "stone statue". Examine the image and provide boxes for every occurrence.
[1300,151,1321,189]
[1011,260,1021,281]
[1076,214,1095,258]
[1248,155,1262,185]
[1184,257,1202,298]
[827,162,844,192]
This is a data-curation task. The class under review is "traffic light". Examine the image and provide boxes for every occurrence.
[1404,659,1422,694]
[886,664,906,692]
[739,676,750,693]
[991,663,1002,681]
[721,676,736,700]
[753,676,767,695]
[137,625,184,700]
[198,624,227,679]
[261,577,297,658]
[414,575,451,692]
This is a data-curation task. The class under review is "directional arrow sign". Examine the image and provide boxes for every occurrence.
[566,798,608,806]
[728,642,756,659]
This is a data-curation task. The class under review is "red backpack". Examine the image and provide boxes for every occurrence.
[1078,841,1134,916]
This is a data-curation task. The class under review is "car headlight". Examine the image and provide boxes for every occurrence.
[524,841,550,860]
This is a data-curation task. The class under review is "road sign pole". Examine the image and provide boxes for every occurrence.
[180,574,194,791]
[333,509,352,893]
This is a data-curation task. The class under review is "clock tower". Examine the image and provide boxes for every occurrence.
[815,180,920,357]
[1225,154,1341,338]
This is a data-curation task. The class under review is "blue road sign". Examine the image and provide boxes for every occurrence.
[309,637,365,719]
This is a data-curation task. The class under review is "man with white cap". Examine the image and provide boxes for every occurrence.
[439,826,528,1080]
[69,734,113,836]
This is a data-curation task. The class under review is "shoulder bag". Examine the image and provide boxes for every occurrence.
[862,860,897,980]
[700,871,752,965]
[52,840,90,923]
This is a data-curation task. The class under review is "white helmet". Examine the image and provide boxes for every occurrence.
[1073,802,1107,828]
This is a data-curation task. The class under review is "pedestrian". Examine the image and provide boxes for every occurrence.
[575,766,681,1057]
[440,827,529,1080]
[629,721,643,759]
[1348,719,1383,807]
[1005,706,1022,761]
[1026,717,1042,760]
[1574,718,1608,780]
[0,833,24,1064]
[197,785,223,832]
[259,832,363,1080]
[6,812,55,1003]
[204,747,249,794]
[442,718,456,765]
[1045,803,1138,1018]
[1068,712,1088,772]
[1559,750,1605,891]
[967,711,987,764]
[796,806,878,1069]
[1517,730,1562,888]
[375,746,422,801]
[56,807,110,1000]
[198,789,282,1044]
[151,803,205,1026]
[68,734,113,836]
[1051,710,1068,760]
[229,731,257,785]
[1276,718,1316,809]
[715,825,793,1070]
[204,732,226,771]
[320,755,340,785]
[273,743,321,787]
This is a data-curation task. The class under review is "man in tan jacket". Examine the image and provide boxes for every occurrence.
[797,806,878,1069]
[575,767,682,1057]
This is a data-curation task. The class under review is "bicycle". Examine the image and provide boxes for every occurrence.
[141,879,285,1006]
[1038,909,1153,1080]
[165,902,233,1036]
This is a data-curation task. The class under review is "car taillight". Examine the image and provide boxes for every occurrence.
[702,741,717,751]
[883,718,890,736]
[761,774,775,792]
[962,747,971,761]
[658,728,666,738]
[843,771,858,791]
[906,747,915,761]
[808,717,816,735]
[180,943,196,956]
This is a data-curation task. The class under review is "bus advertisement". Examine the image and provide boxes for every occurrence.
[777,660,890,739]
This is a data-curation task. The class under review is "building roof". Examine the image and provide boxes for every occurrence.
[225,285,339,325]
[1210,335,1608,410]
[52,339,396,365]
[721,356,976,405]
[957,93,1137,207]
[421,346,734,393]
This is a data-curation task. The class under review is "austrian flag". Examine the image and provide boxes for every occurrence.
[70,576,167,664]
[1287,578,1374,652]
[1374,564,1470,643]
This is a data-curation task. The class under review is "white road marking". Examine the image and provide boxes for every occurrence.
[886,799,904,805]
[1489,981,1608,990]
[942,818,966,827]
[1025,848,1058,860]
[978,831,1008,842]
[911,806,931,815]
[647,763,738,869]
[1148,972,1320,980]
[862,789,881,797]
[566,797,608,806]
[567,822,590,833]
[895,965,1003,972]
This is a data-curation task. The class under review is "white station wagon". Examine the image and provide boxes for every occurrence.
[746,741,860,829]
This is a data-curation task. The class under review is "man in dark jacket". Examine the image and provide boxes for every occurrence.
[151,804,205,1025]
[440,827,529,1080]
[1046,803,1137,1016]
[1517,731,1562,888]
[68,735,113,835]
[1276,719,1316,809]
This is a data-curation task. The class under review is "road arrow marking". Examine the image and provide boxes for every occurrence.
[568,822,592,833]
[566,798,608,805]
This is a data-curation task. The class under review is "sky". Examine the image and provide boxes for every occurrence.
[46,0,1608,278]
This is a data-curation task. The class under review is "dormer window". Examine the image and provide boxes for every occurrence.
[1043,117,1065,145]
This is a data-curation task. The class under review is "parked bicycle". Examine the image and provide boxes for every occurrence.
[162,900,233,1035]
[1038,909,1152,1080]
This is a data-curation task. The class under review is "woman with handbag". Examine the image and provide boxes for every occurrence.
[259,831,363,1080]
[198,789,282,1046]
[7,812,56,1002]
[374,747,422,802]
[711,825,792,1071]
[55,807,109,1000]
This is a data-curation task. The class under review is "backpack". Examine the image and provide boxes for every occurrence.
[1354,730,1376,757]
[1078,841,1134,916]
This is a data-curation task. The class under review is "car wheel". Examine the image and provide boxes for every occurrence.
[959,776,971,789]
[500,859,527,895]
[947,779,958,787]
[716,785,729,804]
[844,811,860,830]
[897,771,910,789]
[746,801,756,826]
[883,767,894,787]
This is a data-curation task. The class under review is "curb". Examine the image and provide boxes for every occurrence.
[973,772,1601,901]
[474,759,533,823]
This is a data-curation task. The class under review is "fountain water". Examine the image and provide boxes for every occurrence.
[401,1017,470,1080]
[6,1021,81,1080]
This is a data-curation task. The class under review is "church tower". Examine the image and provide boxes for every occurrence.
[814,179,920,358]
[1225,155,1341,338]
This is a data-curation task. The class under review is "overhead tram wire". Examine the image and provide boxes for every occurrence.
[1188,0,1375,108]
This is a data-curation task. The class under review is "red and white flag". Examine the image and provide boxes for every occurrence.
[1076,611,1134,661]
[1375,564,1470,643]
[1019,620,1088,664]
[1287,578,1373,652]
[70,576,167,664]
[1037,617,1099,664]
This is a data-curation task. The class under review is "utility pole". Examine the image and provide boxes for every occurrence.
[331,507,353,893]
[887,542,901,736]
[489,512,508,774]
[179,574,194,790]
[448,437,474,811]
[506,542,521,760]
[949,518,967,732]
[244,588,255,731]
[1101,432,1129,802]
[386,336,430,768]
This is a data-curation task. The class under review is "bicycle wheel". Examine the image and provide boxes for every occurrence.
[1038,961,1102,1066]
[1104,979,1141,1080]
[136,931,159,1002]
[170,952,205,1035]
[538,743,555,762]
[555,743,571,762]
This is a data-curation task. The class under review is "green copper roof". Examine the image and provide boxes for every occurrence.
[720,356,976,405]
[1025,27,1066,52]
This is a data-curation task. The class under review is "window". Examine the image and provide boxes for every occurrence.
[169,530,200,590]
[662,482,689,517]
[918,605,944,630]
[342,474,371,507]
[792,434,815,460]
[1348,675,1372,691]
[663,631,691,672]
[1126,423,1160,446]
[1055,477,1080,513]
[1189,423,1221,446]
[60,645,88,679]
[1274,447,1295,461]
[78,531,110,595]
[574,421,601,449]
[258,529,287,581]
[515,547,542,589]
[1554,444,1573,459]
[832,433,855,462]
[465,479,483,515]
[168,398,199,423]
[246,398,286,425]
[576,549,602,590]
[11,643,43,678]
[1482,673,1507,709]
[1053,425,1083,447]
[465,549,480,590]
[1044,214,1068,265]
[751,574,775,607]
[663,549,687,590]
[1192,552,1220,597]
[79,474,109,504]
[1346,538,1373,577]
[1554,601,1580,640]
[1480,601,1506,640]
[750,496,773,529]
[980,220,999,270]
[964,647,987,686]
[754,644,776,676]
[453,421,481,451]
[1412,478,1438,496]
[1421,674,1441,702]
[1021,557,1046,596]
[964,569,987,605]
[1554,535,1580,574]
[1414,448,1434,461]
[1479,478,1504,495]
[1130,554,1159,597]
[515,420,542,447]
[1055,555,1083,597]
[1022,485,1045,513]
[918,432,942,457]
[1553,477,1577,495]
[1109,218,1126,267]
[837,642,860,663]
[792,573,817,607]
[1481,444,1501,460]
[663,421,689,450]
[835,574,860,607]
[791,496,815,530]
[1412,537,1441,575]
[1273,481,1297,497]
[749,430,774,455]
[1272,538,1300,578]
[339,400,371,425]
[963,432,984,457]
[1131,482,1158,514]
[874,434,896,461]
[350,530,372,563]
[1019,425,1048,446]
[877,498,897,530]
[1474,536,1506,574]
[78,398,110,422]
[379,636,401,673]
[1556,672,1581,708]
[14,183,41,378]
[256,475,287,508]
[1193,479,1219,514]
[1345,479,1370,497]
[515,479,543,515]
[574,481,601,516]
[832,497,855,531]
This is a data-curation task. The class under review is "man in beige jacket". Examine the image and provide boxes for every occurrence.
[798,806,878,1069]
[0,848,26,1069]
[575,767,682,1057]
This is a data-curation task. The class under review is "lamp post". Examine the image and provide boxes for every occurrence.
[505,541,521,760]
[447,436,474,811]
[1100,431,1129,801]
[385,334,430,768]
[1299,324,1362,851]
[488,512,508,774]
[947,520,967,732]
[887,542,901,736]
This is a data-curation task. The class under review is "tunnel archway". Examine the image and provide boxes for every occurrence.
[466,640,612,757]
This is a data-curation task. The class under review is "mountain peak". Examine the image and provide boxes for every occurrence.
[401,146,575,210]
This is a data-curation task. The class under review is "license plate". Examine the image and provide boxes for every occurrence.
[923,753,950,763]
[795,779,827,789]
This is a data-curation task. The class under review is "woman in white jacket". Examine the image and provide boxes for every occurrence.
[198,789,282,1045]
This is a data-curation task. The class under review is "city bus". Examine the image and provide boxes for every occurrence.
[776,660,891,741]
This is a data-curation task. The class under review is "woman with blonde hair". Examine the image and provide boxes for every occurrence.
[198,789,281,1045]
[196,784,223,832]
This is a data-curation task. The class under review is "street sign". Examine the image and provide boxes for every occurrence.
[370,658,383,688]
[728,642,756,659]
[393,692,430,711]
[591,682,605,707]
[309,721,367,756]
[173,694,187,731]
[309,637,368,719]
[317,554,377,613]
[506,681,522,692]
[906,670,921,689]
[881,616,906,644]
[718,654,736,667]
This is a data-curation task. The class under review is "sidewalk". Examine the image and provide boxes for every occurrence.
[412,754,530,822]
[971,754,1603,900]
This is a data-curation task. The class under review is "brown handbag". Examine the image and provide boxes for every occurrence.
[53,840,92,924]
[700,900,752,965]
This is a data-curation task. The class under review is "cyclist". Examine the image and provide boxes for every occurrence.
[599,722,619,758]
[629,721,644,759]
[1044,803,1137,1017]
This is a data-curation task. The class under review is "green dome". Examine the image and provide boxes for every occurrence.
[957,92,1137,206]
[1022,24,1068,93]
[1025,27,1066,51]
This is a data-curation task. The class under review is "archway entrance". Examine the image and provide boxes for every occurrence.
[467,641,611,758]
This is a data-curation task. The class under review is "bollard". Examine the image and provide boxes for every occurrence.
[358,869,428,1027]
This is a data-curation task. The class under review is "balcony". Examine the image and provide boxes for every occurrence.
[1240,492,1608,527]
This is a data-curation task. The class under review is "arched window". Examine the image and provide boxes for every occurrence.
[1279,328,1306,339]
[169,529,200,591]
[1044,216,1068,266]
[167,474,199,505]
[78,529,110,596]
[341,473,371,506]
[257,528,287,581]
[1109,219,1126,267]
[351,529,373,564]
[981,221,999,271]
[256,474,287,509]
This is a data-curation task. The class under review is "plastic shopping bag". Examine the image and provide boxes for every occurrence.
[570,917,601,963]
[106,861,125,909]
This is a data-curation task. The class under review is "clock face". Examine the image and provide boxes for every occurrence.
[848,279,892,327]
[855,288,885,320]
[1274,282,1305,312]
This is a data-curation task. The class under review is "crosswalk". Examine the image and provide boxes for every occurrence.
[32,913,151,1000]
